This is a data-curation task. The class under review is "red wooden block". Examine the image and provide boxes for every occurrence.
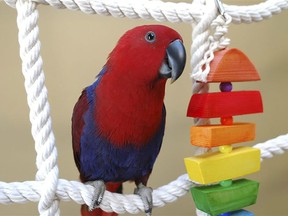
[206,48,260,82]
[187,91,263,118]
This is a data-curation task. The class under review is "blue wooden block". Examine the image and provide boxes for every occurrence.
[219,209,255,216]
[219,213,231,216]
[230,209,254,216]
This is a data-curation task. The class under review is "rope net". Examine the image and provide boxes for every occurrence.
[1,0,288,215]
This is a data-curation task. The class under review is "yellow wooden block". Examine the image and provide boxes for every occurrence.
[190,123,256,147]
[184,147,260,184]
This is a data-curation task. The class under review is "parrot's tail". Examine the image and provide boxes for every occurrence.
[81,182,123,216]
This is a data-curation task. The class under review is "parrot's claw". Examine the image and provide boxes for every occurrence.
[134,183,153,216]
[86,180,106,211]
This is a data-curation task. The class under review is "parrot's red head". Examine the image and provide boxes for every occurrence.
[106,25,186,85]
[95,25,186,146]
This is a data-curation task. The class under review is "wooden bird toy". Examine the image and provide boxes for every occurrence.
[185,48,263,216]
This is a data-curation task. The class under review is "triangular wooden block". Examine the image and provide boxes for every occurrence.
[207,48,260,82]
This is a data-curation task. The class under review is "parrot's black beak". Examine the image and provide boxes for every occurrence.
[159,39,186,83]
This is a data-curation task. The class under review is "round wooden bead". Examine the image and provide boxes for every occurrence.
[220,82,233,92]
[219,145,233,153]
[220,179,233,187]
[221,116,233,125]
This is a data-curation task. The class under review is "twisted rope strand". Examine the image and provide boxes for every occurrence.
[190,0,232,160]
[254,134,288,160]
[225,0,288,23]
[3,0,288,24]
[15,0,60,215]
[191,13,232,83]
[0,175,195,214]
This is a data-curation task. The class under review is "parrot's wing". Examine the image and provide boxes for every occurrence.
[72,89,89,172]
[72,67,107,172]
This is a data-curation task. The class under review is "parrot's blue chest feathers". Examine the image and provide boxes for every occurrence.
[78,77,165,182]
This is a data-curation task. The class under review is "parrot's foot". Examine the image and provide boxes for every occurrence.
[134,183,153,216]
[86,180,106,211]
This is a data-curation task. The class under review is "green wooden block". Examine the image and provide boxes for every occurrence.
[191,179,259,216]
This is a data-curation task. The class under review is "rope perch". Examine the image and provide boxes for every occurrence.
[0,175,194,214]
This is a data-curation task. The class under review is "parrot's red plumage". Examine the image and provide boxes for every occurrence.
[72,25,186,216]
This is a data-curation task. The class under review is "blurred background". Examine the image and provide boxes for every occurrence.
[0,0,288,215]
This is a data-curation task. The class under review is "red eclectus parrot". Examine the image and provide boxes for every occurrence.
[72,25,186,216]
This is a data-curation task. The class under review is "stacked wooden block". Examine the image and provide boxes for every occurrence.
[185,49,263,216]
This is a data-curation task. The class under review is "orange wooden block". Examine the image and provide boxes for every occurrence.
[206,48,260,82]
[190,123,256,147]
[187,91,263,118]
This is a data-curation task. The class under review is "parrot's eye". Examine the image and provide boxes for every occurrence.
[145,31,156,43]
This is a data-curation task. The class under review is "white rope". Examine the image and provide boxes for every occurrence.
[3,0,288,24]
[0,175,195,214]
[190,0,231,130]
[191,13,231,83]
[15,0,59,215]
[254,134,288,160]
[1,0,288,215]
